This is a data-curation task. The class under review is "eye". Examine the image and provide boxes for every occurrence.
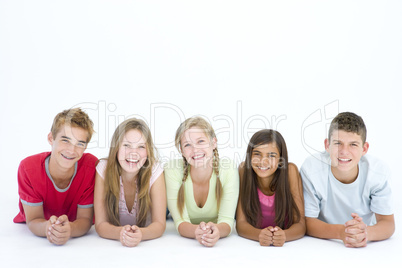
[138,145,146,149]
[62,139,69,143]
[77,142,86,148]
[269,153,277,158]
[123,143,130,148]
[183,143,190,147]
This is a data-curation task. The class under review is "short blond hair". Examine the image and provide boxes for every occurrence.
[50,108,94,142]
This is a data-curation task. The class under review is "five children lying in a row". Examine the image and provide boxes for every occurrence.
[14,108,394,248]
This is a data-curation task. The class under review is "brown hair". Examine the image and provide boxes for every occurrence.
[174,117,222,217]
[328,112,367,143]
[240,129,300,229]
[104,118,156,227]
[50,108,94,142]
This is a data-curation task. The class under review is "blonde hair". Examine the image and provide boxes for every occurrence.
[174,116,222,217]
[51,108,94,142]
[104,118,156,227]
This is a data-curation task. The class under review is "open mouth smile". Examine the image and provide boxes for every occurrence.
[192,154,205,160]
[338,158,352,163]
[61,153,75,160]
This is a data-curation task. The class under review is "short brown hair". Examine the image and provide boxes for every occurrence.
[50,108,94,142]
[328,112,366,143]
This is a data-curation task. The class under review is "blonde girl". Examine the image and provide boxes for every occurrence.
[236,129,305,246]
[94,118,166,247]
[165,116,239,247]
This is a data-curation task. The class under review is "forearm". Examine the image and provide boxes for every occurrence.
[306,218,343,240]
[367,220,395,242]
[216,222,231,238]
[284,221,306,242]
[140,221,166,240]
[70,218,92,238]
[27,219,48,237]
[236,221,261,241]
[95,222,123,240]
[177,222,198,238]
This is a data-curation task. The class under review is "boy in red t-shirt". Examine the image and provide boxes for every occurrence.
[14,108,98,245]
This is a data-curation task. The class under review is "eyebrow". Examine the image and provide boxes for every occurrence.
[252,150,277,155]
[332,139,361,144]
[61,136,87,144]
[123,140,146,145]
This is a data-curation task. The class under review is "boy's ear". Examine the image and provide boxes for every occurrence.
[324,138,330,152]
[362,142,369,155]
[48,132,54,145]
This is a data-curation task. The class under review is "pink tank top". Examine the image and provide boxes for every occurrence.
[258,187,276,228]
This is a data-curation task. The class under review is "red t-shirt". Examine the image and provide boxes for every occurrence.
[13,152,98,223]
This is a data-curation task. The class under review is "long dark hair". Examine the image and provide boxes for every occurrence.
[240,129,300,229]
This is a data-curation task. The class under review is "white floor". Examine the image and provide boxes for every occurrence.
[1,198,400,268]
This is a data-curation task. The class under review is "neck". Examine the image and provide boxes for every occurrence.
[331,166,359,184]
[257,175,275,195]
[190,165,213,183]
[121,171,139,185]
[48,156,75,182]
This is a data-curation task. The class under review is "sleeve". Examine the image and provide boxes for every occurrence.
[300,162,321,218]
[18,161,43,206]
[78,157,97,208]
[96,159,107,179]
[370,168,394,215]
[216,160,239,235]
[165,160,192,230]
[150,162,164,187]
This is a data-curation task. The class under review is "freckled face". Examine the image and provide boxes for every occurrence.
[251,143,280,180]
[180,127,216,168]
[117,129,148,176]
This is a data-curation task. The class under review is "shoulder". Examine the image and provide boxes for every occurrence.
[151,161,164,179]
[79,153,98,167]
[300,151,330,174]
[19,152,50,172]
[20,152,50,166]
[164,159,184,181]
[287,162,300,177]
[360,154,390,181]
[218,158,239,182]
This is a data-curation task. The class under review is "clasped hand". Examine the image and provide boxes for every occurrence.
[120,225,142,247]
[46,215,71,245]
[195,222,220,247]
[259,226,286,247]
[343,213,368,248]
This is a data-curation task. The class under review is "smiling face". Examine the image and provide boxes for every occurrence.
[117,129,148,176]
[251,143,280,181]
[325,130,369,181]
[48,124,88,171]
[180,127,217,168]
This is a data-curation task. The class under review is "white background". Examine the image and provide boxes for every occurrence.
[0,1,401,267]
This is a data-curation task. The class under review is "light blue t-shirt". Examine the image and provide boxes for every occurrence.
[300,152,393,226]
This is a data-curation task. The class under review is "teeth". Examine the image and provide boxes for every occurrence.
[193,154,204,160]
[126,159,139,163]
[258,166,270,170]
[62,154,74,160]
[338,158,351,162]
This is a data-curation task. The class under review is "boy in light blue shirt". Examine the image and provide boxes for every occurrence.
[300,112,394,247]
